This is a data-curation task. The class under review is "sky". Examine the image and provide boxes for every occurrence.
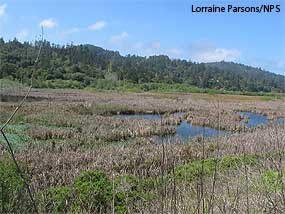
[0,0,284,75]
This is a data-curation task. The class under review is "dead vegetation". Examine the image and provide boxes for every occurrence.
[0,89,284,213]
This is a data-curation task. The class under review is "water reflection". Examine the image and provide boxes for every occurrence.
[115,113,228,140]
[116,112,284,142]
[239,112,284,128]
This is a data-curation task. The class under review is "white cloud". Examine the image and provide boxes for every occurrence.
[63,27,80,35]
[16,29,29,40]
[276,60,285,69]
[134,42,144,49]
[144,42,161,55]
[192,48,241,62]
[0,3,7,17]
[70,27,80,33]
[56,27,80,39]
[248,58,285,75]
[39,18,58,29]
[150,42,160,49]
[88,21,106,30]
[169,48,182,56]
[110,32,129,44]
[133,41,161,55]
[134,42,160,50]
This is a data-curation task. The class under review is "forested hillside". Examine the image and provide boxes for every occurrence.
[0,38,284,92]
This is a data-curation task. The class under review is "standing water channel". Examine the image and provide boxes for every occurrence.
[115,111,284,141]
[114,114,228,141]
[239,112,284,128]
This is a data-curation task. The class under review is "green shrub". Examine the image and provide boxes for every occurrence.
[114,175,156,213]
[114,175,141,212]
[43,186,72,213]
[45,79,83,89]
[0,158,32,213]
[42,170,156,213]
[0,78,26,90]
[73,170,112,212]
[175,155,258,182]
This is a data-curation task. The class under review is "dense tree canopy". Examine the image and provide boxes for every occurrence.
[0,38,284,92]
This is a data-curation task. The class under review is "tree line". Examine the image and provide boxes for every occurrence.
[0,38,284,92]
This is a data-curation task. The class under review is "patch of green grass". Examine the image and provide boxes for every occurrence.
[260,170,285,192]
[71,103,135,116]
[85,80,285,97]
[0,79,26,90]
[259,95,284,101]
[260,96,274,101]
[0,124,31,150]
[175,154,258,182]
[36,79,84,89]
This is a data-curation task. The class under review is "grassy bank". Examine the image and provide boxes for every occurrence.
[1,78,284,98]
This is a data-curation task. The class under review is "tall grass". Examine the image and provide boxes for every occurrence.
[0,88,284,213]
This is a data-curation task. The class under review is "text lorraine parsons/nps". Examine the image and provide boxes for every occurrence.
[191,4,281,13]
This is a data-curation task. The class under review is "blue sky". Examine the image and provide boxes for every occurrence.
[0,0,284,74]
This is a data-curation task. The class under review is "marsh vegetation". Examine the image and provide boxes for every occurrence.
[0,87,284,213]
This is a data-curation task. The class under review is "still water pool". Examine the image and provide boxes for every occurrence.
[239,112,284,128]
[115,112,284,141]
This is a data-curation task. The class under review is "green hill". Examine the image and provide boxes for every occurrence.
[0,38,284,93]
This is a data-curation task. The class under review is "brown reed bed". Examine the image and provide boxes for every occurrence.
[1,89,284,213]
[12,123,283,192]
